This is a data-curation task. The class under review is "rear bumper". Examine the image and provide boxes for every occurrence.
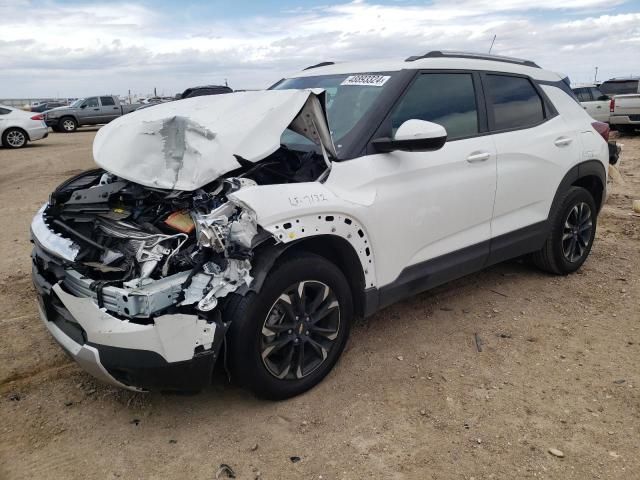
[610,115,640,125]
[31,249,223,392]
[27,126,49,141]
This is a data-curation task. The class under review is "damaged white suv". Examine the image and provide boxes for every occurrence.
[31,52,608,399]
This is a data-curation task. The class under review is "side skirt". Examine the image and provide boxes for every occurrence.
[364,220,549,317]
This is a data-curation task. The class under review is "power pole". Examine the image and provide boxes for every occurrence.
[594,66,599,83]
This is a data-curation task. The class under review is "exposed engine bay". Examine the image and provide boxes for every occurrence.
[40,147,328,322]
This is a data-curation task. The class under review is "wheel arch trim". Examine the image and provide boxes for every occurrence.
[550,160,606,217]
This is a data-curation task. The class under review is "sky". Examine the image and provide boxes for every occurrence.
[1,0,639,98]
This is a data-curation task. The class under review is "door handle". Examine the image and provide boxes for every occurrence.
[554,137,573,147]
[93,108,99,111]
[466,152,490,163]
[596,105,602,109]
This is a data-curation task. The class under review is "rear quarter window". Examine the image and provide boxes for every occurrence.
[485,74,545,131]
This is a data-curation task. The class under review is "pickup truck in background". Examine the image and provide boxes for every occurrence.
[600,77,640,135]
[44,96,140,132]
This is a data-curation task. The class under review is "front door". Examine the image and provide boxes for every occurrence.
[327,71,497,291]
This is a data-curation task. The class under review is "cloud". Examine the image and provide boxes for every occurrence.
[0,0,639,97]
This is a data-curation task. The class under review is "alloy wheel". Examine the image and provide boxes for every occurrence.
[6,130,26,147]
[62,119,75,131]
[260,281,341,380]
[562,201,593,263]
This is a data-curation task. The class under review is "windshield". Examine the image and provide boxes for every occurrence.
[70,99,85,107]
[273,73,395,154]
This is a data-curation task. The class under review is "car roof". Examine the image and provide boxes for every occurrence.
[602,76,640,82]
[290,51,562,82]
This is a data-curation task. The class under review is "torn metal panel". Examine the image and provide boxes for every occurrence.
[53,284,215,363]
[30,204,80,262]
[93,89,335,191]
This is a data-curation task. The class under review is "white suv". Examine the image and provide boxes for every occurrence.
[31,51,609,399]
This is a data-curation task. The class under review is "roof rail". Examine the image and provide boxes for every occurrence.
[303,61,335,70]
[405,51,540,68]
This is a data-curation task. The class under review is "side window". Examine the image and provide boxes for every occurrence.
[100,96,116,106]
[84,97,99,108]
[0,107,10,115]
[589,88,607,100]
[574,88,592,102]
[485,75,545,130]
[389,73,479,140]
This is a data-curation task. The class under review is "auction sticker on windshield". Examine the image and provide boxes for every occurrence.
[341,74,390,87]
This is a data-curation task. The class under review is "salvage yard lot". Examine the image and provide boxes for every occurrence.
[0,129,638,479]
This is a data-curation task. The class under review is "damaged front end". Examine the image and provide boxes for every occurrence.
[31,170,264,390]
[31,89,335,392]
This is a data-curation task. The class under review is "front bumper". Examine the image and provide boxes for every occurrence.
[32,262,222,391]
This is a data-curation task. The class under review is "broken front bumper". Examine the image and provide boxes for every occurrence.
[31,250,224,392]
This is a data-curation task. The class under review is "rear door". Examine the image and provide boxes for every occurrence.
[99,96,120,122]
[485,73,581,255]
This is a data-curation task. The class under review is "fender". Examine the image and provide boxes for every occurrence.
[549,159,607,216]
[230,182,377,289]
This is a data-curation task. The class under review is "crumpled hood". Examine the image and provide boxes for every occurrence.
[93,89,336,191]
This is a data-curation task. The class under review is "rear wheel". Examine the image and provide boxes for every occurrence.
[60,117,77,133]
[225,253,353,399]
[530,186,597,274]
[2,128,28,148]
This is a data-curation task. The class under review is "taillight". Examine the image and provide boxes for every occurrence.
[592,121,610,141]
[30,114,44,120]
[609,97,615,112]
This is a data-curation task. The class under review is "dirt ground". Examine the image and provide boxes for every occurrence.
[0,128,638,480]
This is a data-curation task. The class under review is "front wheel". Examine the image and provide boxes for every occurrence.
[530,186,597,274]
[225,253,353,399]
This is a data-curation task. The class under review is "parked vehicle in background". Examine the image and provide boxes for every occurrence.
[0,105,49,148]
[180,85,233,99]
[571,84,610,123]
[44,96,140,132]
[30,101,68,113]
[600,77,640,134]
[31,51,609,399]
[137,86,234,111]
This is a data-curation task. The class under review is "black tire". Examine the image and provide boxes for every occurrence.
[59,116,77,133]
[530,186,597,275]
[616,125,635,135]
[1,128,28,148]
[224,253,353,400]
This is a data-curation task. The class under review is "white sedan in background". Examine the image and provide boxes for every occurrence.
[571,84,610,123]
[0,105,49,148]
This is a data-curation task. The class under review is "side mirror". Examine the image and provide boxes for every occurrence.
[597,95,609,101]
[80,104,87,109]
[372,120,447,153]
